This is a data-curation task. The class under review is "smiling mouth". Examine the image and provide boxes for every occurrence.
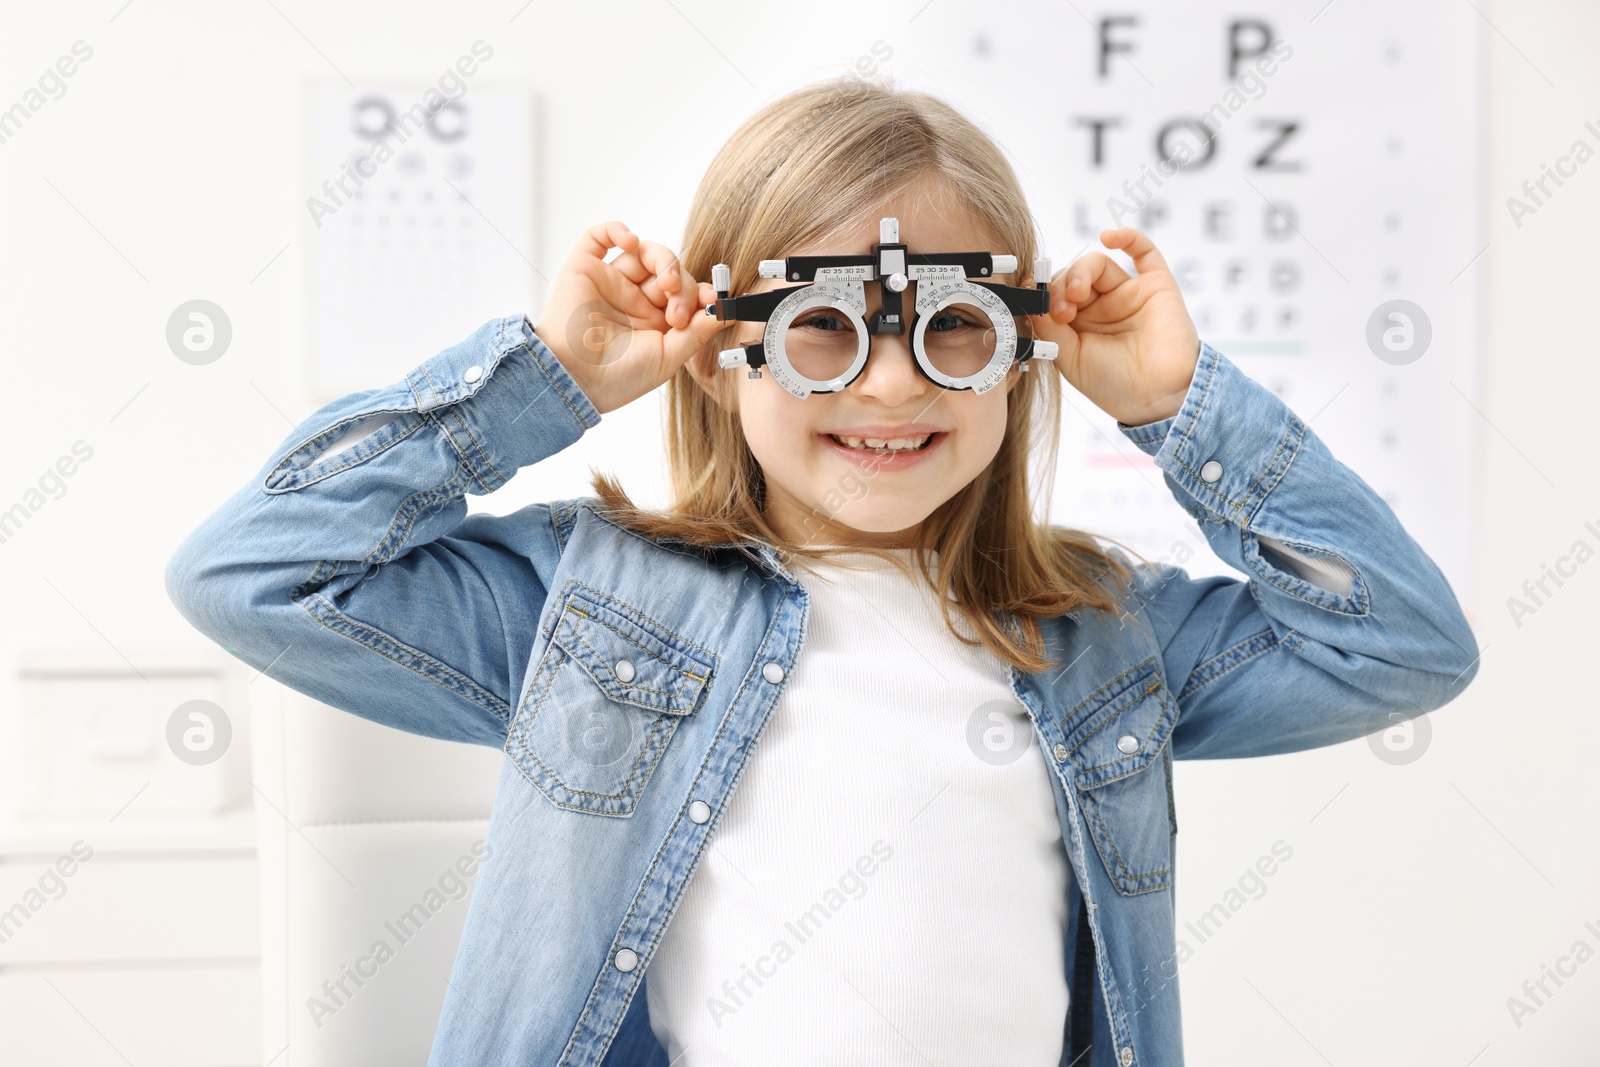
[823,433,937,455]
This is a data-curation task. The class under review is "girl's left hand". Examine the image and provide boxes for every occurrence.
[1030,226,1201,426]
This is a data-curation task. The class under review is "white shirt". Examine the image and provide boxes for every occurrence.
[646,549,1072,1066]
[642,537,1352,1065]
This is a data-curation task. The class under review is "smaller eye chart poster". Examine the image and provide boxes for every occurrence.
[304,81,537,402]
[901,0,1483,616]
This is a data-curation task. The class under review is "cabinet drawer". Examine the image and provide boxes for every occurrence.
[0,856,257,965]
[0,965,259,1066]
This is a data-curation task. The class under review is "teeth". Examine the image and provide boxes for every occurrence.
[831,433,932,454]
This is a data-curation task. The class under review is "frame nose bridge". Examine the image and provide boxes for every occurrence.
[863,277,916,334]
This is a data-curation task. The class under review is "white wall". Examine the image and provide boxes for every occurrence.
[0,1,1594,1063]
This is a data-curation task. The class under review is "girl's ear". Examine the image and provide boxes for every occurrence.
[685,345,739,414]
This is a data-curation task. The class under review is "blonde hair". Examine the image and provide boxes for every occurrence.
[589,78,1146,672]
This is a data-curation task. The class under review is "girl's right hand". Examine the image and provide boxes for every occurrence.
[532,221,727,416]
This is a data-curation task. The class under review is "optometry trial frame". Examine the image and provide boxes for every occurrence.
[702,216,1059,399]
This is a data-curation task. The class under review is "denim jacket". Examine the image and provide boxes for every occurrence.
[165,315,1480,1067]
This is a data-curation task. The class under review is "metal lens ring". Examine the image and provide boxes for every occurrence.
[910,276,1017,395]
[761,279,870,399]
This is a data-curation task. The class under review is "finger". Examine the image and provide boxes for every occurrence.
[668,263,702,328]
[1063,283,1145,330]
[663,281,731,368]
[568,220,640,267]
[608,238,676,290]
[584,257,670,331]
[1099,226,1173,275]
[637,243,703,329]
[1049,252,1131,319]
[687,281,731,338]
[612,240,690,320]
[1071,251,1133,295]
[631,242,695,328]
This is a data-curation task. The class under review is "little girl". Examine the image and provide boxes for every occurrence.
[167,82,1480,1067]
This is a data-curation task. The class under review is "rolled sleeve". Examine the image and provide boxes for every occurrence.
[1115,339,1298,527]
[406,315,602,493]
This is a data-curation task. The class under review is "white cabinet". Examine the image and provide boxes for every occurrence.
[13,644,250,820]
[0,806,262,1064]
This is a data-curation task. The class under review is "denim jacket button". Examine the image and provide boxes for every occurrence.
[614,659,636,683]
[1116,734,1140,754]
[1200,459,1222,483]
[762,662,785,684]
[1052,743,1068,762]
[1119,1047,1133,1066]
[463,364,484,384]
[614,948,639,972]
[688,800,711,824]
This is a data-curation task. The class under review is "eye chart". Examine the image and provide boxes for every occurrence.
[901,1,1483,614]
[304,79,536,401]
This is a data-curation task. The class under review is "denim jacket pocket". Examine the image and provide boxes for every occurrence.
[1063,657,1179,895]
[506,583,716,817]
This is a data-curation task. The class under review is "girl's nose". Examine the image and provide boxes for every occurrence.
[851,330,929,407]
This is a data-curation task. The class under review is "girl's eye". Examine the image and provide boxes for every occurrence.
[795,312,849,332]
[928,311,978,332]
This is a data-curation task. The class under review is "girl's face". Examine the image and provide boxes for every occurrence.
[690,193,1022,548]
